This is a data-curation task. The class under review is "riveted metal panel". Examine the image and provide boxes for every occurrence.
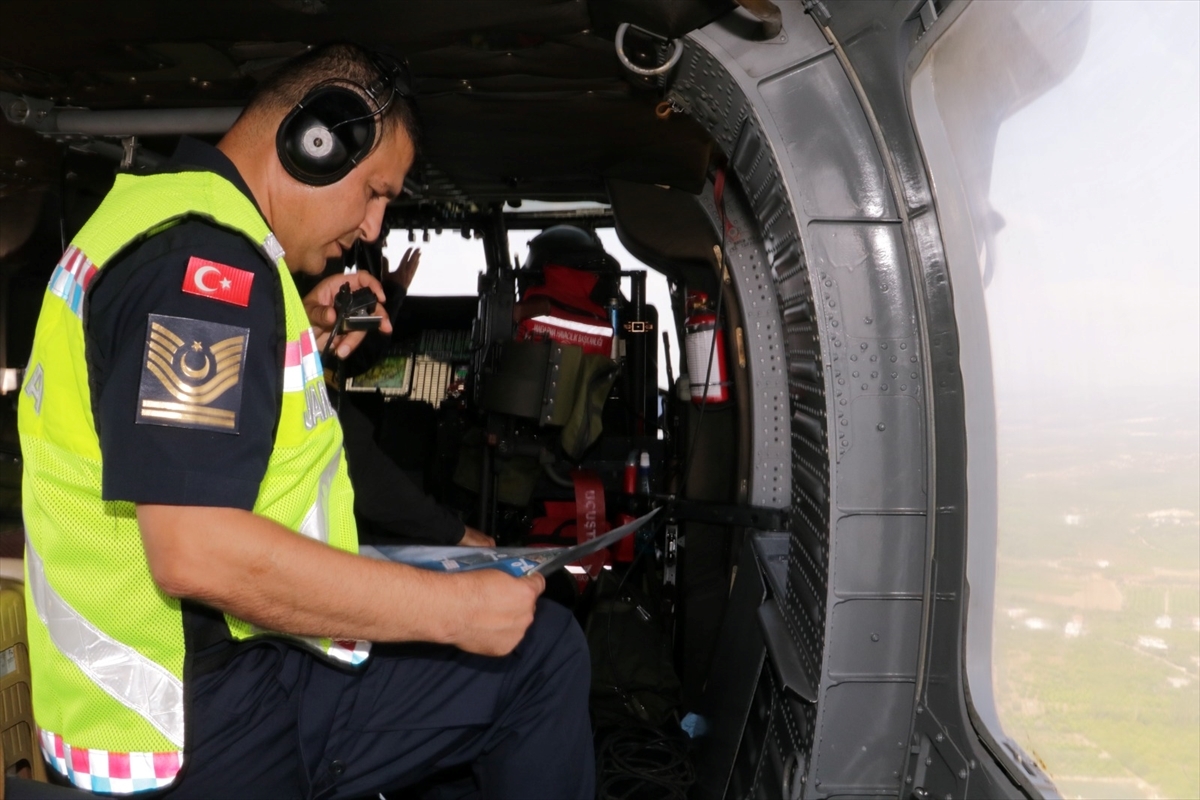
[826,599,922,679]
[730,662,815,800]
[698,177,792,510]
[702,6,831,79]
[813,681,914,793]
[838,395,926,512]
[806,221,916,341]
[833,514,926,598]
[758,56,898,221]
[674,26,833,789]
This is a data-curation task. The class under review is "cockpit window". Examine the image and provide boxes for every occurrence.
[383,230,484,297]
[912,1,1199,797]
[382,218,679,392]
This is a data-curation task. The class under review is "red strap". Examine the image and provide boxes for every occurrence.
[713,167,730,234]
[572,469,610,578]
[572,469,608,543]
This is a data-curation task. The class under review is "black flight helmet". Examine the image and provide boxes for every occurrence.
[523,225,622,306]
[524,225,618,273]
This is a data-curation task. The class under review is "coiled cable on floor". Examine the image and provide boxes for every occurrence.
[596,722,694,800]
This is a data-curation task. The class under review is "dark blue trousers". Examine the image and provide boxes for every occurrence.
[166,599,594,799]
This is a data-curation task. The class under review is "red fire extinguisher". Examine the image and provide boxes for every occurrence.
[684,290,729,405]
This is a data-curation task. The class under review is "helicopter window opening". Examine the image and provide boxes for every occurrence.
[912,1,1199,798]
[380,216,680,391]
[382,229,485,297]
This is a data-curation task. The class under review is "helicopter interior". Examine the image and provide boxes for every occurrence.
[0,1,1056,798]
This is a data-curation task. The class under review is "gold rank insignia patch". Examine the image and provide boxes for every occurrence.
[136,314,249,433]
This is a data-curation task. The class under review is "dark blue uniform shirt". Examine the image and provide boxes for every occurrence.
[87,137,283,511]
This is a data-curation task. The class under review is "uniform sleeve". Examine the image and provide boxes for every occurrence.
[337,394,466,545]
[86,220,282,510]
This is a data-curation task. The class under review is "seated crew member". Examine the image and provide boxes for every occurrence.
[333,245,493,547]
[18,43,591,798]
[340,395,495,547]
[513,224,624,328]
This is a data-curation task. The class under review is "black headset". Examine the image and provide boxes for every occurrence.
[275,52,411,187]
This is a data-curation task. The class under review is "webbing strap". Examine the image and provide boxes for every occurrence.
[713,167,731,235]
[572,469,610,577]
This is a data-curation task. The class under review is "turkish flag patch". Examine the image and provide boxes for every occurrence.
[182,257,254,307]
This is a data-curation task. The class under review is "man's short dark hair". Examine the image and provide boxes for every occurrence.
[247,42,419,153]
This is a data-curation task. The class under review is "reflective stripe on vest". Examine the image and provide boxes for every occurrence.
[263,232,285,263]
[25,540,185,748]
[327,639,371,666]
[48,246,98,318]
[39,728,181,794]
[298,450,342,544]
[283,328,321,392]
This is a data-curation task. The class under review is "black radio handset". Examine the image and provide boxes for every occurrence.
[322,282,383,362]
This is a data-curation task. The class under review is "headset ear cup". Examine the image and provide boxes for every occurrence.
[280,109,349,179]
[276,85,376,186]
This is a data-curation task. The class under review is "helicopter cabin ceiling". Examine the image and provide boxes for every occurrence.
[0,0,728,202]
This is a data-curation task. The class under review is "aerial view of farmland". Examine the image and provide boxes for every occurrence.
[992,396,1199,799]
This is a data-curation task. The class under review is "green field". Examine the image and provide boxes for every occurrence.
[993,397,1200,799]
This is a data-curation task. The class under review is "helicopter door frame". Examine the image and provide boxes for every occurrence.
[664,0,1037,797]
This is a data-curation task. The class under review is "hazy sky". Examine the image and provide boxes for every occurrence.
[986,0,1200,402]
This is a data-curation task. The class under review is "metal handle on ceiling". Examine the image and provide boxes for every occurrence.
[614,23,683,77]
[736,0,784,40]
[1,92,241,137]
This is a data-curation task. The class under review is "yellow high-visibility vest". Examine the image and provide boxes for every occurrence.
[18,170,366,793]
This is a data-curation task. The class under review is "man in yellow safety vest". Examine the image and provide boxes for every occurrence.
[19,42,592,798]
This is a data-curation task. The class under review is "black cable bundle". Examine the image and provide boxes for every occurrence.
[595,721,695,800]
[591,544,694,800]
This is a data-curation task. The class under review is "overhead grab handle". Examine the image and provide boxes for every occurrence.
[614,23,683,77]
[736,0,784,40]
